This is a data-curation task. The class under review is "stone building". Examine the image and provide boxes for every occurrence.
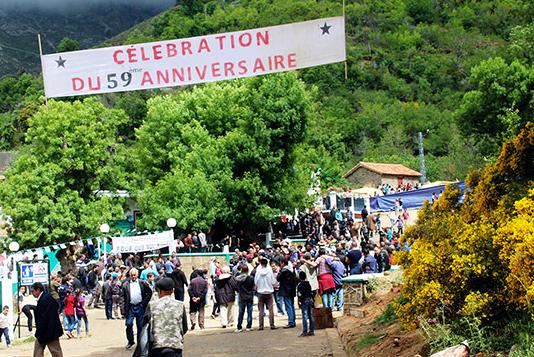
[343,162,421,189]
[0,151,16,180]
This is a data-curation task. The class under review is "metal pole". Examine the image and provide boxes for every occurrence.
[418,131,427,184]
[102,236,106,284]
[16,262,20,338]
[97,238,101,264]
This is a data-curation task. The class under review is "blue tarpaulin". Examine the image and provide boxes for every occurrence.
[370,182,466,212]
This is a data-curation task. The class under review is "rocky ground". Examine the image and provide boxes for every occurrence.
[336,272,428,357]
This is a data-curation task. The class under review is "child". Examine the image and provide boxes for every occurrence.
[297,271,314,337]
[0,305,11,348]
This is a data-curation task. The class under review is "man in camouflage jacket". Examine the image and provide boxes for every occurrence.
[142,278,188,357]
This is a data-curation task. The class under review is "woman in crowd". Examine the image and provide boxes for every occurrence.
[74,288,90,337]
[64,288,77,338]
[315,248,336,309]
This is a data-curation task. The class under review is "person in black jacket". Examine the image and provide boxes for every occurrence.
[170,266,188,302]
[297,271,314,337]
[277,257,297,328]
[121,268,152,349]
[188,271,208,330]
[31,282,64,357]
[234,264,255,332]
[215,266,237,328]
[86,265,100,308]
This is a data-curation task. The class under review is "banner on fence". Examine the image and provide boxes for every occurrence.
[111,230,175,253]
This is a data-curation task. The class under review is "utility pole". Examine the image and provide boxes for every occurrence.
[418,131,427,184]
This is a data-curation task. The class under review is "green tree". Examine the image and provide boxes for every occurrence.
[134,73,312,234]
[0,99,127,246]
[455,57,533,153]
[57,37,80,52]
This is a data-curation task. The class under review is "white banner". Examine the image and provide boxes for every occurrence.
[112,230,174,253]
[41,17,345,98]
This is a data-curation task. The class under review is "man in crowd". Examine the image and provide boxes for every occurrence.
[102,274,114,320]
[188,270,208,330]
[170,265,188,302]
[87,265,101,308]
[122,268,152,349]
[234,264,254,332]
[345,241,362,275]
[254,255,277,330]
[31,282,63,357]
[144,278,188,357]
[277,257,297,328]
[330,254,346,311]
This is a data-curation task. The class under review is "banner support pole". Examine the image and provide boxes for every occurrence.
[37,33,48,108]
[343,0,348,80]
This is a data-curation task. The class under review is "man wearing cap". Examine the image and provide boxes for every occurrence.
[138,278,188,357]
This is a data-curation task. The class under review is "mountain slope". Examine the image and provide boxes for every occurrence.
[0,2,175,77]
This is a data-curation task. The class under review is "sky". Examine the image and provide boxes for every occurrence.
[0,0,176,12]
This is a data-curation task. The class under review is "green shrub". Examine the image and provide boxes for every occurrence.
[354,333,388,352]
[374,303,398,325]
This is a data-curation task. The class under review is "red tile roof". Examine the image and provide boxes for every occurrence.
[343,162,422,178]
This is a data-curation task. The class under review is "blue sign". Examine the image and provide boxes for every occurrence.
[20,263,49,286]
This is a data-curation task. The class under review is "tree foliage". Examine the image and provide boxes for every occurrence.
[395,124,534,330]
[456,58,534,150]
[0,99,127,246]
[57,37,80,52]
[133,73,312,233]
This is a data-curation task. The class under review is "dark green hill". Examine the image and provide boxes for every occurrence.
[0,1,175,77]
[1,0,532,183]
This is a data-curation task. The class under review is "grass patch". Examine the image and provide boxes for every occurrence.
[354,333,388,351]
[374,303,398,325]
[12,335,35,346]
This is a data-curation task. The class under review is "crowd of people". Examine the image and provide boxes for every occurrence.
[5,205,411,356]
[378,182,420,195]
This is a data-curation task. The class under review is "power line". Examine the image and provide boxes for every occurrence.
[0,41,40,57]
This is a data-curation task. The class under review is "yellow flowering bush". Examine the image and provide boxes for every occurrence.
[461,292,492,319]
[395,123,534,329]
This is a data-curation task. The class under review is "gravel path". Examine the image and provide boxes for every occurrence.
[3,303,345,357]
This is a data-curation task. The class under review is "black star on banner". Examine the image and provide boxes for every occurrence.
[55,56,66,68]
[320,22,332,35]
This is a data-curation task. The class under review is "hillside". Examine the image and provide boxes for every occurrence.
[101,0,533,183]
[0,1,175,77]
[0,0,532,181]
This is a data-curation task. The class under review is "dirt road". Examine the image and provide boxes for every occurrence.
[3,303,345,357]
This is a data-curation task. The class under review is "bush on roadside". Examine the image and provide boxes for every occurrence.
[394,123,534,332]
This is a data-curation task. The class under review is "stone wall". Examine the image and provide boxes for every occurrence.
[175,253,231,277]
[345,168,382,188]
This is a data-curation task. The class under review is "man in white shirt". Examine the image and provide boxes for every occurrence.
[198,231,207,252]
[254,256,277,330]
[122,268,151,349]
